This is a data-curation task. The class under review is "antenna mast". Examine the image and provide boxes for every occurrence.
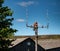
[25,7,38,51]
[25,7,49,51]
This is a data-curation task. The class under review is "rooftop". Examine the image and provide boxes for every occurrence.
[9,35,60,49]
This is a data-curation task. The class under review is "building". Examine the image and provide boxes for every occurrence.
[10,38,45,51]
[9,36,60,51]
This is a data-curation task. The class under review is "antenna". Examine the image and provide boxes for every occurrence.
[46,9,49,29]
[47,9,48,17]
[26,7,29,27]
[25,7,49,51]
[25,7,38,51]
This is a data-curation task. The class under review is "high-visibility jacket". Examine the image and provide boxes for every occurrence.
[33,22,38,31]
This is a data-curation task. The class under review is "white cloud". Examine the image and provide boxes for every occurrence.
[17,1,35,7]
[16,19,26,22]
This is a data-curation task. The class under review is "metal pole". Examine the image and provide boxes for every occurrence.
[35,29,38,51]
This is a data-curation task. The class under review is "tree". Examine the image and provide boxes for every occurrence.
[0,0,17,50]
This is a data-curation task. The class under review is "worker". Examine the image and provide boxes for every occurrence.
[33,22,38,31]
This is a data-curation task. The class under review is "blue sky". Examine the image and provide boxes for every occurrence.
[3,0,60,36]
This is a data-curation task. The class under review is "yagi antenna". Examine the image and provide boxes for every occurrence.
[46,9,49,29]
[26,7,29,27]
[47,9,48,21]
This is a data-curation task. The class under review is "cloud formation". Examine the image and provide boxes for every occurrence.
[17,1,35,7]
[16,19,26,22]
